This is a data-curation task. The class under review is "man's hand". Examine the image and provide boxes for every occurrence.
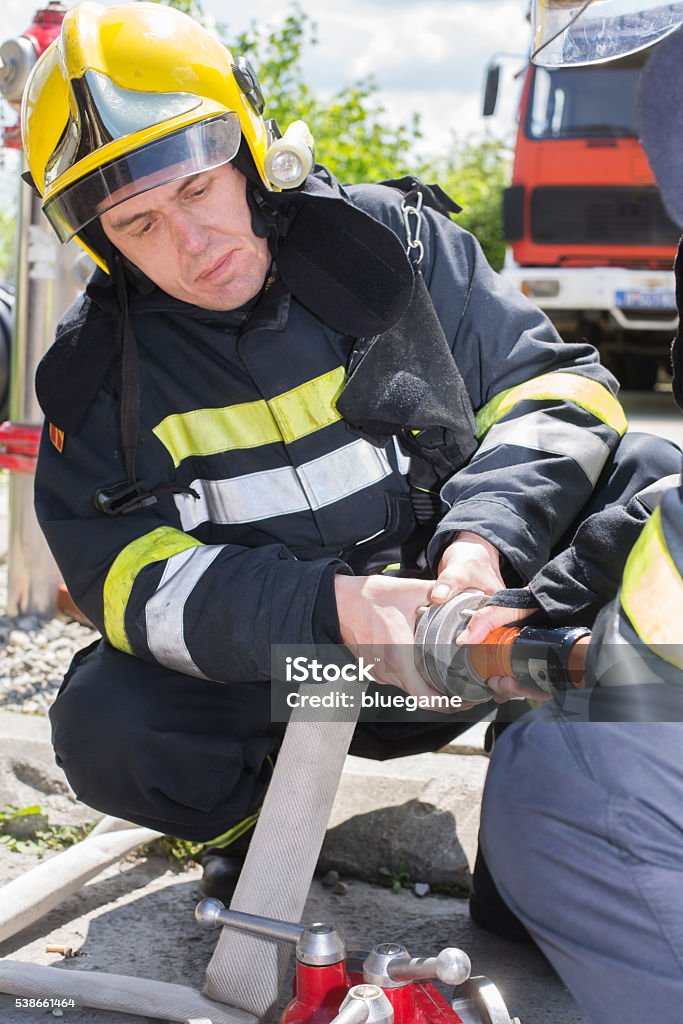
[431,534,549,704]
[456,595,551,704]
[334,574,457,712]
[430,531,506,604]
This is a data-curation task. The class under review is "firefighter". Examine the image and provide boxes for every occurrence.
[478,9,683,1023]
[24,2,679,902]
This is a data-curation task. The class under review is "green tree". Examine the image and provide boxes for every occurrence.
[229,6,419,184]
[150,0,206,19]
[0,207,16,282]
[420,137,512,271]
[141,2,510,266]
[229,7,508,267]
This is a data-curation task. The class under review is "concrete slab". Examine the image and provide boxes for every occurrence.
[321,752,488,887]
[0,711,92,827]
[0,714,486,885]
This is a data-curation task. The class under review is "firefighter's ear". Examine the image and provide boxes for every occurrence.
[21,169,41,196]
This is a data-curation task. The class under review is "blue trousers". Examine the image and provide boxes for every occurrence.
[481,713,683,1024]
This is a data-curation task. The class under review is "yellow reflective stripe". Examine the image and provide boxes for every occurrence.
[474,372,628,439]
[620,507,683,669]
[204,810,261,851]
[103,527,203,655]
[154,400,281,469]
[153,366,346,467]
[269,365,345,444]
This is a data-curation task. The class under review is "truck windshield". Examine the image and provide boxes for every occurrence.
[527,58,645,140]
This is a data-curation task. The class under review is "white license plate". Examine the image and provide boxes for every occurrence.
[615,288,676,310]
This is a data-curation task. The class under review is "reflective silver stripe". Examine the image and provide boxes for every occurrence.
[474,409,610,486]
[145,545,223,677]
[392,435,411,475]
[175,438,393,530]
[178,466,308,531]
[635,474,681,513]
[297,439,392,509]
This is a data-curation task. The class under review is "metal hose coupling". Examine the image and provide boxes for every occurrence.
[414,590,491,703]
[330,985,394,1024]
[415,589,591,700]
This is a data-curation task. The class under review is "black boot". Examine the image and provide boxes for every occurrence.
[469,846,533,943]
[199,818,257,903]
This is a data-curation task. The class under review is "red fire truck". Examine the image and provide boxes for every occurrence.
[484,47,680,388]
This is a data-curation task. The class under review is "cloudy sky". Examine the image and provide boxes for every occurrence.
[2,0,531,160]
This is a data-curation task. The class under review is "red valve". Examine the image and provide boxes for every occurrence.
[22,2,67,56]
[283,957,470,1024]
[283,960,351,1024]
[0,421,40,472]
[1,3,67,149]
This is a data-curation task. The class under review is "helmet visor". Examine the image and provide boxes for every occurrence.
[531,0,683,66]
[44,113,241,243]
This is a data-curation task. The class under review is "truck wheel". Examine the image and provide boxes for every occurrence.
[604,352,659,391]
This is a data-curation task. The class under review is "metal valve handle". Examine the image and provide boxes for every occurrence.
[195,897,304,942]
[195,898,345,965]
[363,942,471,989]
[386,948,471,986]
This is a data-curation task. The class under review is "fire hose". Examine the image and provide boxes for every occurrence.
[0,673,523,1023]
[0,590,587,1022]
[0,682,374,1023]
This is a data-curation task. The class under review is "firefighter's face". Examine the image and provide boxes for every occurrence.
[100,163,271,310]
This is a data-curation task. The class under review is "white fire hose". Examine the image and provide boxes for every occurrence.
[0,681,361,1023]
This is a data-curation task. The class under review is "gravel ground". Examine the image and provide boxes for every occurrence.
[0,555,97,715]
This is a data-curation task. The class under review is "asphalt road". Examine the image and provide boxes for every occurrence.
[621,385,683,450]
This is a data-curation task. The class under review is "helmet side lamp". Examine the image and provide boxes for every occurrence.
[265,120,314,189]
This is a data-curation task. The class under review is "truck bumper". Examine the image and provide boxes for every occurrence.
[501,264,678,333]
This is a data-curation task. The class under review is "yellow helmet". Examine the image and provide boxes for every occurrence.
[21,1,274,269]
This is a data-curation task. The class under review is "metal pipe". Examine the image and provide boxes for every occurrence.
[5,162,91,615]
[195,898,305,944]
[386,949,471,986]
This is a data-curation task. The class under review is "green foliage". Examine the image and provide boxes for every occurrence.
[378,860,412,894]
[228,6,419,184]
[226,5,507,266]
[430,880,470,899]
[419,136,512,271]
[141,4,512,280]
[0,207,16,282]
[0,804,94,855]
[148,0,206,18]
[141,835,204,865]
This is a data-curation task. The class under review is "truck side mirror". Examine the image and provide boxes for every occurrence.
[482,64,500,118]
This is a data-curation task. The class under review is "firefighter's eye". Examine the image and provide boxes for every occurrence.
[133,220,155,238]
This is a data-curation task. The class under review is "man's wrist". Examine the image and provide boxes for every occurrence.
[452,531,501,560]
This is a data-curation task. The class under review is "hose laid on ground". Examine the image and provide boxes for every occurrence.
[204,681,362,1018]
[0,820,162,943]
[0,963,258,1024]
[0,683,361,1022]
